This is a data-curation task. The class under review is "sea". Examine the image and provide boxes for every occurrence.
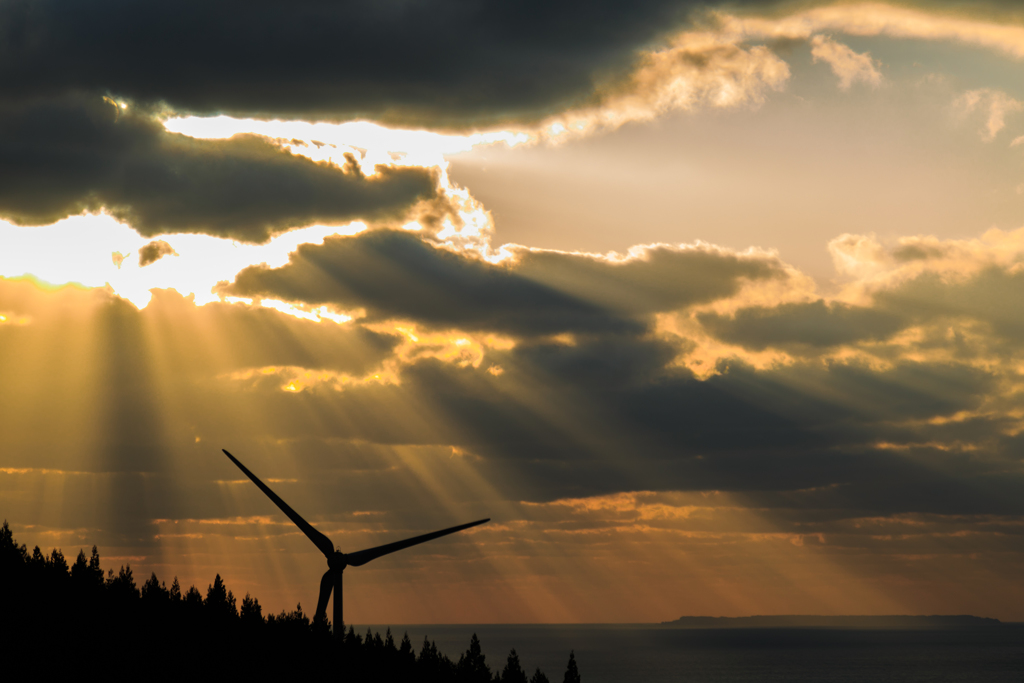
[354,623,1024,682]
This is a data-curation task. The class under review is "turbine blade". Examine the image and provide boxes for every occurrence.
[222,449,335,559]
[315,569,334,623]
[344,518,490,567]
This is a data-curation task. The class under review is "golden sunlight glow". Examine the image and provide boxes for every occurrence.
[258,299,353,325]
[162,116,529,171]
[0,213,366,309]
[12,1,1024,625]
[11,2,1020,316]
[0,313,30,325]
[724,3,1024,57]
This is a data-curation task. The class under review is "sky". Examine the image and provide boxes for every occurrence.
[3,0,1024,624]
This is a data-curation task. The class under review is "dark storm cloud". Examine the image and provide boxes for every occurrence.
[138,240,176,267]
[226,230,643,335]
[0,0,778,126]
[699,300,906,350]
[209,338,1021,517]
[420,351,1020,516]
[513,245,786,314]
[0,96,435,241]
[226,231,786,335]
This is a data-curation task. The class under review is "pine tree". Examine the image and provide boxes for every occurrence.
[398,632,417,674]
[562,651,580,683]
[346,625,362,647]
[70,549,89,581]
[530,668,550,683]
[419,635,436,666]
[457,633,492,683]
[501,648,528,683]
[0,521,27,566]
[184,584,203,607]
[48,548,68,575]
[399,632,415,661]
[108,565,139,601]
[169,577,182,602]
[206,574,227,609]
[240,592,263,624]
[204,573,239,619]
[88,546,102,580]
[141,572,169,603]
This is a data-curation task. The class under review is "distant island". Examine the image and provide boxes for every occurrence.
[662,615,1006,630]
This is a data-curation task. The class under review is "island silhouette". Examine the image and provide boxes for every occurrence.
[662,615,1006,630]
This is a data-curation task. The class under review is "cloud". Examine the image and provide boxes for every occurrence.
[224,230,788,336]
[1,1,1022,138]
[512,243,787,313]
[0,96,437,241]
[810,35,883,90]
[725,3,1024,58]
[541,35,791,140]
[698,300,904,350]
[137,240,177,267]
[5,226,1024,607]
[687,228,1024,375]
[9,1,1024,622]
[225,230,640,336]
[203,225,1024,530]
[0,0,723,127]
[954,88,1023,141]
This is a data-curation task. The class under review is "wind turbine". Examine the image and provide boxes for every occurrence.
[222,449,489,636]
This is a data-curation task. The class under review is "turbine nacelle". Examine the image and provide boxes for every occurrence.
[328,551,347,572]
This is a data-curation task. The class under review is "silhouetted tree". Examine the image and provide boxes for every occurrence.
[397,632,417,679]
[501,649,528,683]
[108,565,139,602]
[562,651,580,683]
[184,584,203,609]
[419,636,456,683]
[169,577,182,602]
[240,592,263,624]
[71,549,89,579]
[267,603,310,636]
[205,574,238,619]
[0,524,570,683]
[88,546,102,582]
[48,548,68,575]
[530,668,550,683]
[141,572,169,604]
[0,521,27,566]
[457,633,492,683]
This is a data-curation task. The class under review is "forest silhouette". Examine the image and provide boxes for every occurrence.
[0,521,578,681]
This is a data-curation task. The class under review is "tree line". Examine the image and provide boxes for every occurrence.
[0,521,581,682]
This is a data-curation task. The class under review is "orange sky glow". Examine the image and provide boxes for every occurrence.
[3,0,1024,624]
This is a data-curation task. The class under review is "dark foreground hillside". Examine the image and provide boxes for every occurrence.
[0,522,580,682]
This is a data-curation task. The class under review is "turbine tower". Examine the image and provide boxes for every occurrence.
[222,449,489,636]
